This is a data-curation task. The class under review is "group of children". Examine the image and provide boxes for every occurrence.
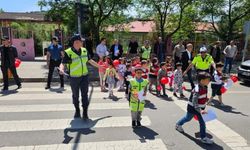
[98,55,229,144]
[98,55,188,100]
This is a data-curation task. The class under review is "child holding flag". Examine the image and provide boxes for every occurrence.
[129,66,149,128]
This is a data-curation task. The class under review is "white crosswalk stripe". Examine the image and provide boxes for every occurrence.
[0,86,168,150]
[0,103,129,112]
[0,139,167,150]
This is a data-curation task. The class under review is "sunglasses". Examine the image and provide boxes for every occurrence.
[136,72,143,74]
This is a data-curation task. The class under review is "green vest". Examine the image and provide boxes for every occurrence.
[65,47,89,77]
[192,54,214,70]
[129,78,149,112]
[141,46,151,59]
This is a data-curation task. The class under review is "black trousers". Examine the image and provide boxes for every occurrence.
[1,65,21,88]
[47,59,64,87]
[187,69,195,89]
[70,75,89,109]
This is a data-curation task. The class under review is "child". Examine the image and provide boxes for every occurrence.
[157,62,168,97]
[98,56,108,92]
[103,62,119,98]
[208,62,227,106]
[149,57,159,94]
[129,66,149,128]
[176,72,214,144]
[117,57,126,91]
[166,56,174,90]
[124,64,133,99]
[173,62,185,98]
[141,60,149,79]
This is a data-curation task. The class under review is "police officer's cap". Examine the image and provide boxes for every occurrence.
[52,36,59,41]
[199,47,207,53]
[71,34,83,43]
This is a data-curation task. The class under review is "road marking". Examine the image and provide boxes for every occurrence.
[173,96,250,150]
[0,103,129,112]
[0,139,167,150]
[0,92,126,100]
[0,116,151,132]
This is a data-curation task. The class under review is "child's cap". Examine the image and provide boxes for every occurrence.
[176,62,182,67]
[160,62,166,67]
[134,64,143,72]
[216,62,224,68]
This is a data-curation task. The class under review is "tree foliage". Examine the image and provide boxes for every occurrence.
[200,0,250,43]
[137,0,193,39]
[38,0,132,46]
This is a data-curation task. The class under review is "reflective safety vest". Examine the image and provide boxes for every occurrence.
[141,46,151,59]
[65,47,89,77]
[129,78,149,112]
[188,85,208,109]
[192,54,214,70]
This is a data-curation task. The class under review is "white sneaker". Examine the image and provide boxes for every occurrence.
[175,124,184,133]
[201,137,214,144]
[220,103,225,106]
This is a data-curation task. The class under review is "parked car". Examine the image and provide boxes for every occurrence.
[238,60,250,83]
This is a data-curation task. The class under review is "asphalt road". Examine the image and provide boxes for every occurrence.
[0,81,249,150]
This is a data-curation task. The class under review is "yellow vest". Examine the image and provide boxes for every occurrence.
[192,54,214,70]
[141,46,151,59]
[129,78,149,112]
[65,47,88,77]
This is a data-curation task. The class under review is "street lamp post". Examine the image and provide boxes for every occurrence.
[76,0,81,35]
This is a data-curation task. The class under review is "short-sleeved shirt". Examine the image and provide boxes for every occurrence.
[192,54,214,70]
[62,47,90,64]
[47,44,63,60]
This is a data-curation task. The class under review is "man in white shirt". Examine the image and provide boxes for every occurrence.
[173,40,185,66]
[223,40,238,74]
[96,38,108,59]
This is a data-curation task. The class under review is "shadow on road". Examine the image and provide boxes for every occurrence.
[133,126,159,143]
[0,89,18,96]
[62,116,112,148]
[180,132,224,150]
[210,100,248,117]
[144,100,157,110]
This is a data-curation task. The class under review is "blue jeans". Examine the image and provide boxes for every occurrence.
[177,105,206,138]
[223,57,233,73]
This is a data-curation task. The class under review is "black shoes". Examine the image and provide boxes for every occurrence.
[136,121,141,127]
[74,107,81,118]
[2,87,8,91]
[17,84,22,89]
[132,121,136,128]
[132,120,142,128]
[45,86,50,90]
[82,109,89,120]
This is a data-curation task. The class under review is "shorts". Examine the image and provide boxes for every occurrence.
[211,84,222,96]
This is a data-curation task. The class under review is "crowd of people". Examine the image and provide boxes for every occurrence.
[0,34,239,145]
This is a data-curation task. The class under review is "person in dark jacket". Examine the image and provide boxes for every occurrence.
[110,39,123,60]
[182,43,195,89]
[0,36,22,91]
[153,37,166,63]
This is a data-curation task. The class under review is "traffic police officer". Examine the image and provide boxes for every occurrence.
[59,34,100,119]
[183,47,216,75]
[140,40,151,60]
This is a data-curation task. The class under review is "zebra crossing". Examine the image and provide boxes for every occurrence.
[0,83,168,150]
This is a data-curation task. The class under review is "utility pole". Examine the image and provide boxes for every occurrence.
[76,0,81,35]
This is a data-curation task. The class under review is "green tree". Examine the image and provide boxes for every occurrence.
[200,0,250,43]
[138,0,193,39]
[38,0,132,46]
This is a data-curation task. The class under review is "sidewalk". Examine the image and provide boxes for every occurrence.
[0,57,99,82]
